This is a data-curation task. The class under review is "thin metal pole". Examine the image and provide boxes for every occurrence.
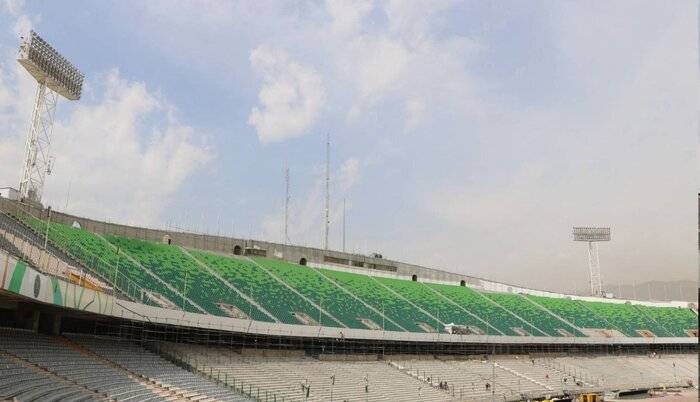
[324,133,330,250]
[44,206,51,249]
[284,165,290,245]
[182,271,188,310]
[342,198,346,253]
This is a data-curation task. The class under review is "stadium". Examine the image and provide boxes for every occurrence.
[0,6,698,402]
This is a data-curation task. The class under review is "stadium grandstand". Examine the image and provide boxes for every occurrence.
[0,197,697,401]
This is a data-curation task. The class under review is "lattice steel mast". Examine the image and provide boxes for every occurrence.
[573,227,611,296]
[17,31,84,203]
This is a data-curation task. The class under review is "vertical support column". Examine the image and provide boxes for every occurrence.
[31,310,40,332]
[19,82,58,203]
[587,242,602,296]
[52,313,62,335]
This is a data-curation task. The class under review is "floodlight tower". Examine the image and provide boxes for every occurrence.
[572,227,611,297]
[17,31,84,204]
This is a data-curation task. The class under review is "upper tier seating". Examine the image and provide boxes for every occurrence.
[426,283,540,336]
[17,215,198,312]
[319,268,438,332]
[105,236,272,322]
[483,292,584,337]
[8,213,698,338]
[634,305,698,337]
[580,300,672,337]
[526,295,616,333]
[373,277,496,335]
[1,212,83,273]
[188,249,339,326]
[253,257,402,331]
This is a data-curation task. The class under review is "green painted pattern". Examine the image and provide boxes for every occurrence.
[634,305,696,337]
[105,236,272,322]
[17,214,198,312]
[527,295,613,331]
[374,277,492,334]
[581,300,672,337]
[50,277,62,306]
[189,250,339,326]
[483,292,583,337]
[10,213,698,337]
[254,258,401,331]
[319,269,436,332]
[8,260,26,293]
[427,283,535,336]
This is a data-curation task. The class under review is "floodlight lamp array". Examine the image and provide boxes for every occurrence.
[572,227,611,242]
[18,30,84,100]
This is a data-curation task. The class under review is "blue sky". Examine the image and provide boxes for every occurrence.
[0,0,696,293]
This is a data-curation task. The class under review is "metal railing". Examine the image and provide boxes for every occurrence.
[154,345,287,402]
[2,206,157,306]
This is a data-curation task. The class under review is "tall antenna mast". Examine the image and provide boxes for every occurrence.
[324,133,330,250]
[284,164,290,245]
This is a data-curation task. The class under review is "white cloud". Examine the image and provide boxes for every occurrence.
[326,0,374,36]
[248,45,326,143]
[404,96,426,131]
[0,61,210,225]
[338,157,361,191]
[43,70,210,224]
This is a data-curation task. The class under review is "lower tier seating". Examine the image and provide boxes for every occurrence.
[67,334,248,402]
[0,328,164,401]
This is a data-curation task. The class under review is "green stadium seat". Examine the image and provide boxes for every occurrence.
[188,250,340,326]
[427,283,540,336]
[105,236,273,322]
[483,292,584,337]
[319,269,438,333]
[634,305,697,337]
[253,258,402,331]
